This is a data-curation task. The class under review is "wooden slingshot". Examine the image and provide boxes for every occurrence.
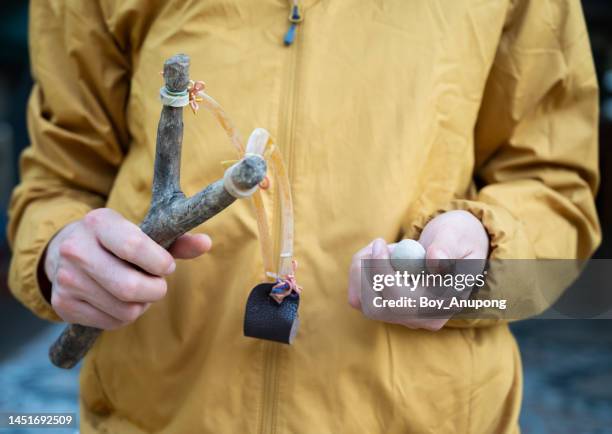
[48,54,271,368]
[49,53,301,369]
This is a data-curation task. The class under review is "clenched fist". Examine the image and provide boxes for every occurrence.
[347,210,489,330]
[43,208,212,329]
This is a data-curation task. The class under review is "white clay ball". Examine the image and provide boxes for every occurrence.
[390,239,426,273]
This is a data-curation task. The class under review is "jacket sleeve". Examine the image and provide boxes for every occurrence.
[405,0,601,326]
[7,1,129,321]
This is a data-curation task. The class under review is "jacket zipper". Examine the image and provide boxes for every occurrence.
[259,4,304,434]
[259,343,280,434]
[284,0,303,46]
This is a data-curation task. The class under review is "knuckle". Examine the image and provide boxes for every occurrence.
[96,316,121,331]
[84,208,119,230]
[124,304,143,322]
[117,276,140,301]
[142,277,167,301]
[51,291,70,314]
[56,267,75,288]
[154,278,168,299]
[84,209,104,228]
[157,255,174,275]
[119,235,143,259]
[58,238,81,261]
[104,321,124,331]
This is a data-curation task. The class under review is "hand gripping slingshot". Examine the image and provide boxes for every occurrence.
[49,54,301,369]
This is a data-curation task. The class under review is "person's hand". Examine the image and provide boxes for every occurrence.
[347,210,489,330]
[418,210,489,263]
[43,208,212,329]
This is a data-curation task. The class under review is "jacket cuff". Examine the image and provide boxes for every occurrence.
[402,199,538,328]
[402,198,535,260]
[8,198,94,321]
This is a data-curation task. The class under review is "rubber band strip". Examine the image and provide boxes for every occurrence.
[193,94,277,277]
[194,96,292,282]
[186,87,300,343]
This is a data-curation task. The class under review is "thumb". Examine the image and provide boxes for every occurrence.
[371,238,390,260]
[371,238,395,275]
[423,230,464,274]
[168,233,213,259]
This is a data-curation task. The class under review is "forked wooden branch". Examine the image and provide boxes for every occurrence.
[49,54,267,369]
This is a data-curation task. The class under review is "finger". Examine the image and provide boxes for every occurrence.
[423,228,466,258]
[398,318,448,332]
[348,240,377,310]
[355,240,376,259]
[71,246,168,303]
[348,259,362,310]
[371,238,411,301]
[52,290,124,330]
[70,300,126,330]
[168,233,212,259]
[58,228,168,303]
[360,239,405,320]
[91,257,167,303]
[424,237,482,304]
[462,240,489,260]
[85,209,175,276]
[456,251,487,277]
[423,229,466,274]
[371,238,395,275]
[56,265,149,323]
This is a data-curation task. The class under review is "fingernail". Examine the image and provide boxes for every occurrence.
[202,234,213,249]
[166,262,176,274]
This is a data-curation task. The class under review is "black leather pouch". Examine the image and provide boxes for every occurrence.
[244,283,300,344]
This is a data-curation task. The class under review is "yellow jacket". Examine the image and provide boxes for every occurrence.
[8,0,600,433]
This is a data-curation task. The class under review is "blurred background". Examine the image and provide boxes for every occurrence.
[0,2,611,434]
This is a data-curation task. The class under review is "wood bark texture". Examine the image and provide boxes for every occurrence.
[49,54,266,369]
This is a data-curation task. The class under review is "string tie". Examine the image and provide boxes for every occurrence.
[270,260,302,304]
[188,80,206,113]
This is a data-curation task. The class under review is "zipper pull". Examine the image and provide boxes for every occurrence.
[284,2,303,46]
